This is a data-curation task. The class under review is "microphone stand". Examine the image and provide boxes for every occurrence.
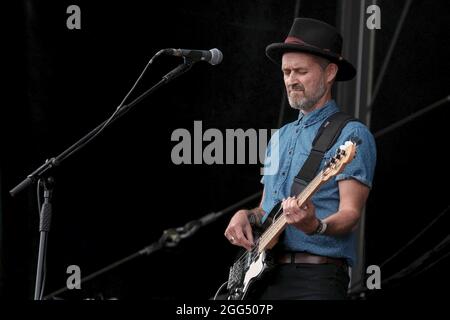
[10,58,194,300]
[44,191,262,300]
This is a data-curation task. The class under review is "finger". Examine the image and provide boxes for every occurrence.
[288,198,301,214]
[281,198,288,210]
[285,213,293,224]
[226,232,236,243]
[235,228,253,250]
[243,224,254,245]
[297,200,308,211]
[243,225,254,251]
[284,198,294,214]
[284,198,293,210]
[286,210,300,224]
[289,197,298,208]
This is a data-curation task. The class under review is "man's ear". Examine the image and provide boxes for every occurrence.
[326,63,338,83]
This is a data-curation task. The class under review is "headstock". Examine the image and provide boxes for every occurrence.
[321,140,357,182]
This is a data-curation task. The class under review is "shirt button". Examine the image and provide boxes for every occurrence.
[288,151,292,155]
[282,172,286,176]
[274,190,277,194]
[295,129,299,134]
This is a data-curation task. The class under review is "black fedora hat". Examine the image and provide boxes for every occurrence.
[266,18,356,81]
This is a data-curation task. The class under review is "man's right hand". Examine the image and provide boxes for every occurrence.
[224,210,254,251]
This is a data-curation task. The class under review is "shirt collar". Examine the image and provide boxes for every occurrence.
[295,100,340,127]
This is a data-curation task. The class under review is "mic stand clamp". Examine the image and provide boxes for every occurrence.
[159,211,222,248]
[161,222,200,248]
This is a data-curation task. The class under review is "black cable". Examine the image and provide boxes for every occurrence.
[373,95,450,138]
[383,235,450,284]
[410,250,450,280]
[349,234,450,297]
[36,179,41,216]
[348,204,450,294]
[379,204,450,269]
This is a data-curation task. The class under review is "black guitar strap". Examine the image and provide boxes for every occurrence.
[290,111,357,197]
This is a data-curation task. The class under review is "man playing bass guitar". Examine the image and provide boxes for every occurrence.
[224,18,376,300]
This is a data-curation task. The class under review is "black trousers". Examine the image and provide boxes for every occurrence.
[254,263,350,300]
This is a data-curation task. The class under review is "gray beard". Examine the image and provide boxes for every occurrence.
[288,79,326,112]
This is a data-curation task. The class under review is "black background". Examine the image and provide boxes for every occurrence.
[1,0,449,301]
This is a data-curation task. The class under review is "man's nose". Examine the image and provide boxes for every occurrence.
[285,73,299,86]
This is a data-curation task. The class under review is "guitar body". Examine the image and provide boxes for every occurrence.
[226,204,281,300]
[227,247,275,300]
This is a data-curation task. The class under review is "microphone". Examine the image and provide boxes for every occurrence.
[164,48,223,65]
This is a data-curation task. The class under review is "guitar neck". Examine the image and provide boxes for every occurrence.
[257,171,325,252]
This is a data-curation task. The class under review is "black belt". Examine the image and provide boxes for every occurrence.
[276,252,347,268]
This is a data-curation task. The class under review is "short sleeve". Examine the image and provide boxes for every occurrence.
[334,124,377,189]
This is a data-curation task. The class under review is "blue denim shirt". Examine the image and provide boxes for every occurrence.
[261,100,376,267]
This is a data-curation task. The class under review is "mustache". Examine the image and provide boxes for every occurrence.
[289,83,305,91]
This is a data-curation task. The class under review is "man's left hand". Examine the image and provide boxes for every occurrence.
[282,197,319,234]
